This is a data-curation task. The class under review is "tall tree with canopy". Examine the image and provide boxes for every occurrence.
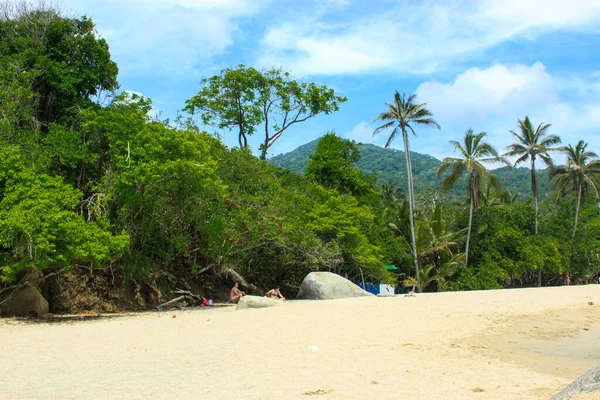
[551,140,600,238]
[0,1,118,128]
[305,132,373,197]
[437,129,508,267]
[373,91,440,287]
[503,116,561,286]
[184,65,346,158]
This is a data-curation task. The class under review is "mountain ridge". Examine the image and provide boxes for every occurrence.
[269,138,551,199]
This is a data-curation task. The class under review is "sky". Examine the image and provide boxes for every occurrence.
[62,0,600,163]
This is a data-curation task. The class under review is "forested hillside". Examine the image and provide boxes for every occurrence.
[270,140,551,199]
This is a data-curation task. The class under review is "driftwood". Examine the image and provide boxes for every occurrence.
[153,288,205,311]
[153,295,187,311]
[219,267,260,294]
[172,288,203,303]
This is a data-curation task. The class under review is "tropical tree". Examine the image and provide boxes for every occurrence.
[305,132,374,196]
[373,91,440,286]
[0,4,118,129]
[437,129,508,266]
[504,117,560,286]
[184,65,346,158]
[551,140,600,237]
[504,117,561,234]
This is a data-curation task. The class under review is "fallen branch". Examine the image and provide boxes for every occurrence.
[219,266,260,293]
[153,295,187,311]
[172,288,203,303]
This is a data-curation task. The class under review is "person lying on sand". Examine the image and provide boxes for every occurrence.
[266,287,285,301]
[229,283,245,304]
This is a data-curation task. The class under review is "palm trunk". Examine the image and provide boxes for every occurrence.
[402,129,419,287]
[531,157,538,235]
[531,156,541,287]
[573,181,582,238]
[465,194,474,267]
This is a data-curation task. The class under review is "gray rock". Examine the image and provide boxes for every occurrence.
[552,363,600,399]
[296,272,374,300]
[236,295,284,311]
[0,284,49,317]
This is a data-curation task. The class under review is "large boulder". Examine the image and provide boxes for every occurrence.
[236,295,285,311]
[553,363,600,399]
[0,284,49,317]
[296,272,374,300]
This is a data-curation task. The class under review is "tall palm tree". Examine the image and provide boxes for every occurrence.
[504,117,561,235]
[437,129,508,266]
[504,117,560,287]
[373,91,440,287]
[551,140,600,238]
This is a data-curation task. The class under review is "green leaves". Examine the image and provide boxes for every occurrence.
[305,132,375,197]
[0,11,118,127]
[184,65,346,159]
[0,149,128,282]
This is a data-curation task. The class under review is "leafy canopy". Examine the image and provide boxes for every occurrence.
[184,65,346,158]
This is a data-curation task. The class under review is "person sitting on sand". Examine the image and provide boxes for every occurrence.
[229,283,245,304]
[266,287,285,301]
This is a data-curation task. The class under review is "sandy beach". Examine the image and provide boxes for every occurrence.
[1,285,599,399]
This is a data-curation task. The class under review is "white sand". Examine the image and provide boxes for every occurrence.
[1,285,599,399]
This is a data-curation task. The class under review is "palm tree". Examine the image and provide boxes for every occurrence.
[437,129,508,266]
[373,92,440,287]
[551,140,600,238]
[504,117,561,235]
[504,117,560,287]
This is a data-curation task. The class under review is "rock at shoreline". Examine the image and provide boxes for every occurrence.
[552,363,600,399]
[0,284,49,317]
[296,272,374,300]
[236,295,284,311]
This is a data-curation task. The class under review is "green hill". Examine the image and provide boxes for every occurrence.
[270,139,551,200]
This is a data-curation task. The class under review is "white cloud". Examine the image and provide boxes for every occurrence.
[343,121,375,143]
[412,62,600,162]
[416,62,557,125]
[64,0,264,77]
[258,0,600,76]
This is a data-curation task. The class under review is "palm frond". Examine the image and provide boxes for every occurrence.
[373,120,395,135]
[384,126,399,148]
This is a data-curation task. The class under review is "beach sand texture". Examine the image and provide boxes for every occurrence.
[1,285,599,399]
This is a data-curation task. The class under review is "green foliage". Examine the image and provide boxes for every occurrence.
[551,140,600,237]
[305,133,375,196]
[0,8,118,127]
[184,65,346,158]
[0,146,128,283]
[270,139,552,200]
[3,4,600,306]
[437,129,508,266]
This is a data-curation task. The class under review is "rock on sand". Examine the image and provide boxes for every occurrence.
[0,284,49,317]
[553,363,600,399]
[296,271,374,300]
[236,295,284,310]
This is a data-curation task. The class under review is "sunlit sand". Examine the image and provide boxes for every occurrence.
[1,285,599,399]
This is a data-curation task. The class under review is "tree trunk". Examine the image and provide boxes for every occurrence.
[261,113,269,160]
[573,182,582,238]
[530,156,541,287]
[402,129,419,288]
[465,193,474,267]
[238,127,244,149]
[531,156,538,235]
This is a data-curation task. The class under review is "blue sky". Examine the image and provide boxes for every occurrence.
[63,0,600,162]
